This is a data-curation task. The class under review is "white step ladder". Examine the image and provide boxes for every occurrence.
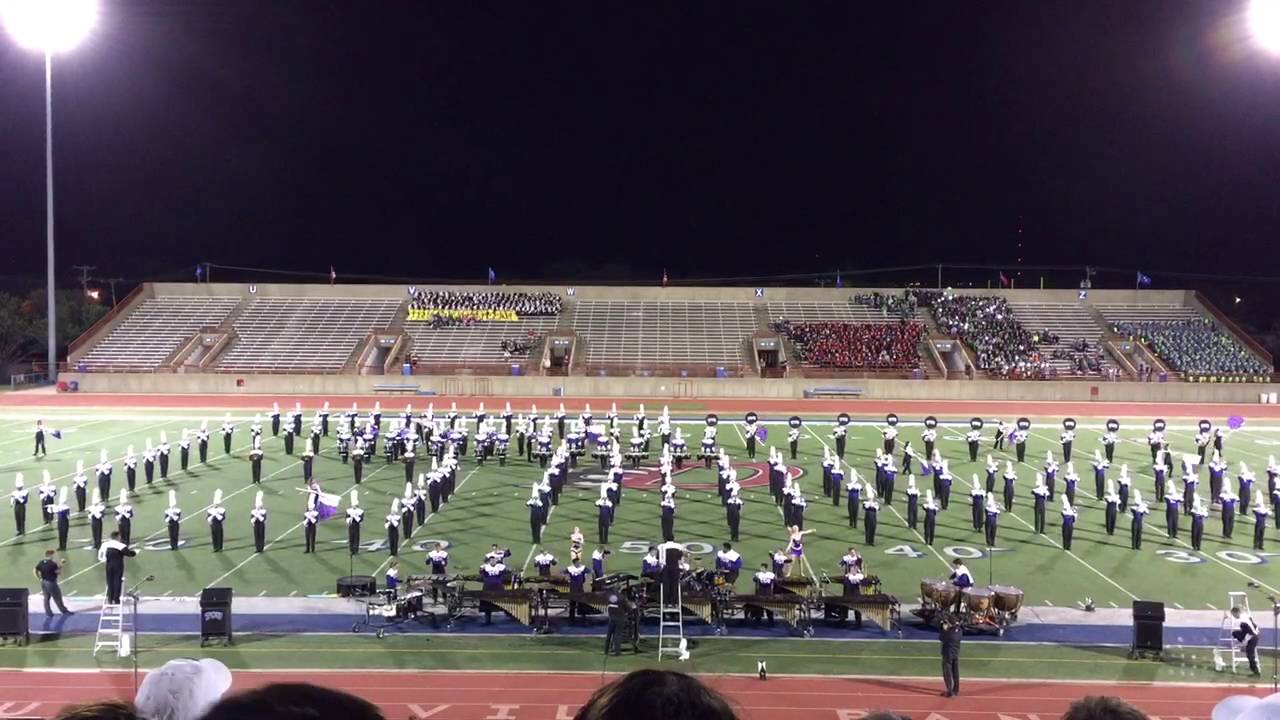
[92,599,132,657]
[657,580,687,661]
[1214,591,1250,673]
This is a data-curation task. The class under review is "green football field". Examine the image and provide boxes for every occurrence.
[0,406,1276,608]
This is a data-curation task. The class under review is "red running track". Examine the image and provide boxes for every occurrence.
[2,392,1280,419]
[0,669,1258,719]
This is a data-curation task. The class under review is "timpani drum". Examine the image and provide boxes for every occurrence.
[989,585,1024,615]
[962,587,993,616]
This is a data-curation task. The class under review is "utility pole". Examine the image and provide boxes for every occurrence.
[71,265,96,295]
[96,277,124,307]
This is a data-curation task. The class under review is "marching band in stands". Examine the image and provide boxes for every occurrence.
[1115,318,1271,377]
[408,290,563,317]
[929,294,1047,379]
[772,320,924,370]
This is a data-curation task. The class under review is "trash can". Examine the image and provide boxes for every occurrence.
[0,588,29,646]
[401,363,412,376]
[200,587,233,645]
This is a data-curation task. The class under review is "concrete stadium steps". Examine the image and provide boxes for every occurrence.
[77,296,242,371]
[404,316,561,366]
[215,297,402,373]
[1006,301,1115,376]
[572,300,755,366]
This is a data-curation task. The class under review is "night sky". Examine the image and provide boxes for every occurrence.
[1,1,1279,288]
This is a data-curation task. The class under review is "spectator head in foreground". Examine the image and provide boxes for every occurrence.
[1062,696,1150,720]
[55,701,139,720]
[1211,693,1280,720]
[199,683,385,720]
[573,669,738,720]
[134,658,232,720]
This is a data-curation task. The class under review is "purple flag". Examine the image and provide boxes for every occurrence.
[50,430,62,440]
[756,427,768,442]
[1227,416,1245,430]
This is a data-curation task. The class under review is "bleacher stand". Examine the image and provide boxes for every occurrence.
[572,300,754,368]
[404,290,561,367]
[1007,302,1113,377]
[1111,318,1271,377]
[78,297,241,371]
[216,298,401,372]
[408,290,561,316]
[773,320,924,370]
[929,294,1047,378]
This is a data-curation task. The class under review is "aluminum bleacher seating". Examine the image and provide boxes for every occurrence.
[1007,301,1114,376]
[216,298,401,372]
[78,297,241,371]
[573,300,755,366]
[405,316,560,365]
[1095,304,1203,325]
[765,302,898,323]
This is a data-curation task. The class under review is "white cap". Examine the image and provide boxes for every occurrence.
[134,658,233,720]
[254,491,264,508]
[168,490,177,507]
[213,489,223,505]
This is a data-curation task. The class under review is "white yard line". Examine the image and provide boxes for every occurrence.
[0,419,175,471]
[0,419,113,448]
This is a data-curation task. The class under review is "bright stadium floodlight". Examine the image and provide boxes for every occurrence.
[1251,0,1280,54]
[1,0,99,383]
[0,0,98,53]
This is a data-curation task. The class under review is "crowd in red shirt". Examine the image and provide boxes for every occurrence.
[775,320,925,369]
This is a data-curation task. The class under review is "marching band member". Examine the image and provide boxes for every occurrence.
[1190,494,1207,551]
[1163,479,1181,539]
[1220,485,1239,539]
[863,485,880,546]
[833,421,848,459]
[785,525,814,577]
[533,549,557,578]
[250,491,267,553]
[1001,461,1017,511]
[1239,462,1255,513]
[251,413,263,440]
[1060,424,1075,463]
[1147,425,1163,465]
[158,432,171,479]
[270,402,281,436]
[401,482,415,536]
[726,487,744,541]
[10,474,28,536]
[1091,450,1109,499]
[844,465,863,528]
[1252,491,1270,550]
[821,446,834,497]
[632,404,645,434]
[985,455,999,494]
[949,558,973,612]
[1102,423,1118,463]
[95,449,113,499]
[788,422,800,460]
[208,489,226,552]
[906,475,920,530]
[345,490,363,555]
[1129,489,1149,550]
[770,547,790,577]
[791,490,808,530]
[250,436,264,484]
[179,429,191,472]
[1060,496,1077,550]
[1117,464,1131,511]
[564,558,589,620]
[882,453,898,505]
[752,563,777,626]
[591,546,608,584]
[523,487,545,544]
[290,402,303,436]
[1231,606,1262,676]
[660,494,677,543]
[1267,455,1279,497]
[1063,462,1079,507]
[1195,425,1211,464]
[426,542,449,593]
[882,421,897,455]
[1181,460,1199,516]
[923,488,940,545]
[1012,424,1029,463]
[969,475,985,531]
[302,493,319,554]
[936,459,953,510]
[1103,479,1120,536]
[839,546,864,574]
[164,490,182,550]
[37,471,56,525]
[282,424,295,456]
[965,423,981,462]
[1031,473,1049,534]
[902,441,917,475]
[123,445,137,493]
[1152,450,1167,502]
[983,492,1000,547]
[1214,425,1228,454]
[320,402,331,436]
[352,437,365,483]
[384,498,402,556]
[993,419,1011,451]
[310,420,322,456]
[923,422,938,461]
[744,416,759,459]
[115,489,134,545]
[33,419,47,458]
[1209,451,1228,500]
[53,487,71,551]
[219,414,236,455]
[715,543,743,584]
[72,459,88,513]
[414,475,428,525]
[87,487,105,549]
[301,440,315,482]
[1043,451,1059,502]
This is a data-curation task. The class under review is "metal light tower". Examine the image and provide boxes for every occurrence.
[0,0,100,382]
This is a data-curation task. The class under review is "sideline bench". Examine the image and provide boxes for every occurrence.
[804,386,865,399]
[372,383,421,394]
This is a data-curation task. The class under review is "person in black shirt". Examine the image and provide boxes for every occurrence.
[99,531,136,605]
[939,612,963,697]
[1231,606,1262,676]
[34,549,71,616]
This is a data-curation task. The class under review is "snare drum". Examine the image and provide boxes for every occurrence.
[962,587,993,616]
[989,585,1024,614]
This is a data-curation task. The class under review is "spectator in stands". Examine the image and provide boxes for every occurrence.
[774,322,924,370]
[409,290,562,317]
[1115,319,1270,377]
[929,294,1047,378]
[199,683,384,720]
[55,701,139,720]
[501,334,542,357]
[134,658,232,720]
[573,669,738,720]
[1061,696,1150,720]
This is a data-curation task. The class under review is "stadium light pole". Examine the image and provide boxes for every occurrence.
[0,0,99,383]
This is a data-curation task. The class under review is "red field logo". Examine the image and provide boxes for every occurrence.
[572,461,804,491]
